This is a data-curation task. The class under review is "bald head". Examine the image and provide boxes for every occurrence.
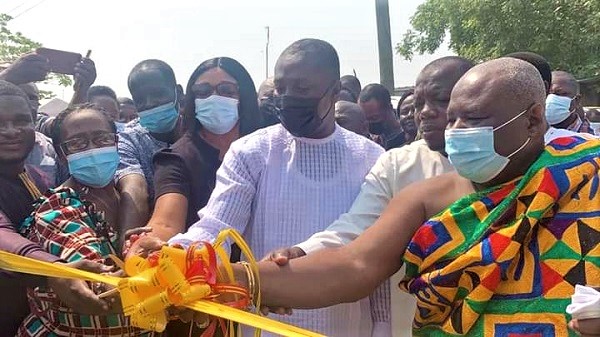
[551,70,580,97]
[447,57,547,186]
[452,58,546,115]
[335,101,369,137]
[506,52,552,94]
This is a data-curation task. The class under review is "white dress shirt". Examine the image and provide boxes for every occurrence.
[170,124,388,337]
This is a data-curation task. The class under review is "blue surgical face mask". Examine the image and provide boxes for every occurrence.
[138,101,179,134]
[195,95,239,134]
[445,108,530,183]
[67,146,119,188]
[545,94,574,125]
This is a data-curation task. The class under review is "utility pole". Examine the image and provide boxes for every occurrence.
[375,0,395,93]
[265,26,270,79]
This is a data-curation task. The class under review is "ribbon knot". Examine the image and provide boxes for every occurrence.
[0,229,325,337]
[118,242,247,332]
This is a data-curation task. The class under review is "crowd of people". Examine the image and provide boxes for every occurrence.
[0,37,598,337]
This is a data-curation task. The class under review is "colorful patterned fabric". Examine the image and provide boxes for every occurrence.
[17,187,152,337]
[400,135,600,337]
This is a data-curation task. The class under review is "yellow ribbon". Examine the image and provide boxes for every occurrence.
[0,229,325,337]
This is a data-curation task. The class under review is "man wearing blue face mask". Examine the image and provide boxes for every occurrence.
[115,59,181,248]
[545,70,594,135]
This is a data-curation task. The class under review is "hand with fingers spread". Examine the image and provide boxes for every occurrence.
[0,53,50,85]
[48,260,121,315]
[259,246,306,315]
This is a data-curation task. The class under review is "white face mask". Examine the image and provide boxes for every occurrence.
[545,94,574,125]
[194,95,239,134]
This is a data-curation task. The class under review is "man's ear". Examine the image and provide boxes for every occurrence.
[331,80,342,102]
[528,102,546,137]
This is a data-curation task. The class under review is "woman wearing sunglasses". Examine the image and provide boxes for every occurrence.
[17,104,151,336]
[142,56,265,336]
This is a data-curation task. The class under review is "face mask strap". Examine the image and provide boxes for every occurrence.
[317,81,338,122]
[494,107,529,132]
[507,137,530,159]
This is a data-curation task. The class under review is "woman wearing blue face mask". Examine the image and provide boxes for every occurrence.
[17,104,152,336]
[143,57,266,336]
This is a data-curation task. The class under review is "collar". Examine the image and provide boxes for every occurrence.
[567,115,584,133]
[293,123,340,145]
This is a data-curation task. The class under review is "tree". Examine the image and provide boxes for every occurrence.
[397,0,600,78]
[0,13,72,98]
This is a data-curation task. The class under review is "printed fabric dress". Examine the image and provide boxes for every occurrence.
[17,187,153,337]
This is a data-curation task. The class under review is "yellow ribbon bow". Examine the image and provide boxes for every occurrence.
[0,229,325,337]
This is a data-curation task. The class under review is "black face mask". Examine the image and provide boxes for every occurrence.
[369,121,386,135]
[273,85,334,137]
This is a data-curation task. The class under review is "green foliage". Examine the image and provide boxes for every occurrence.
[0,13,72,98]
[0,13,40,60]
[397,0,600,78]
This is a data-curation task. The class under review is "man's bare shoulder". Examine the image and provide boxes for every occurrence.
[404,171,462,192]
[402,172,473,217]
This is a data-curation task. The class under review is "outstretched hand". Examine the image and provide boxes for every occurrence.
[48,260,120,315]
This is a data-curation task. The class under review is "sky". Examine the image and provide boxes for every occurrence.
[3,0,451,102]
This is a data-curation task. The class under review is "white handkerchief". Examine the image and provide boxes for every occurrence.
[566,285,600,320]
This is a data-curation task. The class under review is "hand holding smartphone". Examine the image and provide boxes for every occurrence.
[35,48,82,75]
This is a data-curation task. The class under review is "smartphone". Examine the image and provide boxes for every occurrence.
[35,48,82,75]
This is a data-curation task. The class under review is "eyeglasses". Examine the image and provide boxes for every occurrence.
[61,132,117,155]
[192,82,239,99]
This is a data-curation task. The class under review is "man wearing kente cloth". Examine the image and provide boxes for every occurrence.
[222,58,600,336]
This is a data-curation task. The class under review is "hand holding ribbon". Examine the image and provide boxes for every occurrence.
[0,229,325,337]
